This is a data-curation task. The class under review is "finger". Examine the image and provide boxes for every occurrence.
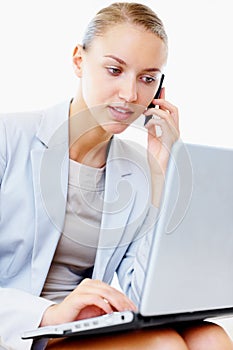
[101,286,137,312]
[151,100,179,125]
[66,293,114,316]
[146,115,177,131]
[78,294,114,314]
[145,98,179,123]
[93,284,137,312]
[145,112,177,135]
[76,305,106,320]
[146,117,180,142]
[145,109,179,132]
[78,279,137,312]
[160,86,165,99]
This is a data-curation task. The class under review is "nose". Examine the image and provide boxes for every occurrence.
[118,76,137,103]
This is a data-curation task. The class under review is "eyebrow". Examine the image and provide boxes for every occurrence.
[104,54,161,73]
[104,55,126,65]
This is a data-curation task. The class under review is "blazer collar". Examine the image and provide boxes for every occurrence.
[36,100,71,147]
[92,138,137,282]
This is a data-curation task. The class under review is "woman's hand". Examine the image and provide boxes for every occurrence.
[143,88,180,207]
[40,278,137,327]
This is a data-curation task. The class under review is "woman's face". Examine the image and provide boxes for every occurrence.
[74,23,167,134]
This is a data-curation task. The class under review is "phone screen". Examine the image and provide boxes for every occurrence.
[144,73,165,125]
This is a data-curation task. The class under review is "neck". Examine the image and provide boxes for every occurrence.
[69,96,112,167]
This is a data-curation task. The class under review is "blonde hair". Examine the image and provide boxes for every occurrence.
[82,2,168,51]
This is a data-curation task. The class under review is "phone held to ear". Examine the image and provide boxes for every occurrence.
[144,73,165,126]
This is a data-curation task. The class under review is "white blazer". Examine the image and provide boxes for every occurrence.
[0,101,157,349]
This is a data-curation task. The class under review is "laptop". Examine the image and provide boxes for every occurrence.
[22,141,233,341]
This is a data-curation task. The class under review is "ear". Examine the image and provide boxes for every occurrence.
[72,44,84,78]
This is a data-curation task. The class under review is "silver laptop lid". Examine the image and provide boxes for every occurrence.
[140,142,233,316]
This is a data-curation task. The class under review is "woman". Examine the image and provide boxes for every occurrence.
[0,2,232,349]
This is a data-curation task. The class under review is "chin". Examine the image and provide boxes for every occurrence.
[103,122,129,135]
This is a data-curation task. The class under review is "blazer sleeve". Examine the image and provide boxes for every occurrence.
[0,117,56,349]
[116,205,158,306]
[0,288,55,350]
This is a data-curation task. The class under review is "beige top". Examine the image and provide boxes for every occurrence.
[41,159,105,303]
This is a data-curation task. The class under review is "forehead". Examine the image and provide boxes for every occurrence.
[87,23,167,69]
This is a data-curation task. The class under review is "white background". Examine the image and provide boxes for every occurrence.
[0,0,232,148]
[1,1,233,335]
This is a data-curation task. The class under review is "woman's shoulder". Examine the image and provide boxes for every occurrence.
[0,100,70,136]
[0,108,45,132]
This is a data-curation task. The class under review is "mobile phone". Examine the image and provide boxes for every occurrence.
[144,73,165,125]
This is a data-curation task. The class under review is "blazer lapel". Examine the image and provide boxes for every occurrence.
[30,101,70,295]
[93,138,137,282]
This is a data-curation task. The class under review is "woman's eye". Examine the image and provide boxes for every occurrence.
[141,75,156,84]
[106,67,122,76]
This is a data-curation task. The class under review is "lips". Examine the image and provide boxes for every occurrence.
[108,105,134,122]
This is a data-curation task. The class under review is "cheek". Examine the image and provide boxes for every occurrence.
[136,91,152,109]
[83,76,116,107]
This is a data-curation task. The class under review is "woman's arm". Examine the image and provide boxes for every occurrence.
[144,88,180,207]
[0,288,55,350]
